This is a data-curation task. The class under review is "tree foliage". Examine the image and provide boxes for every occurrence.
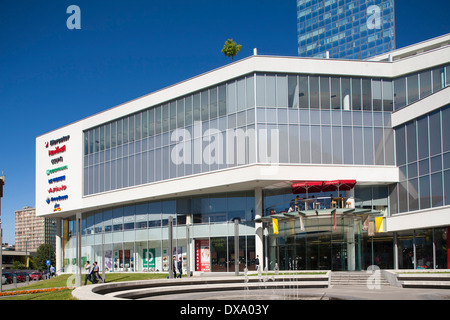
[34,243,55,271]
[221,38,242,61]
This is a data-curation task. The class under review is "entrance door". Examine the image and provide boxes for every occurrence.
[279,245,296,270]
[331,243,347,271]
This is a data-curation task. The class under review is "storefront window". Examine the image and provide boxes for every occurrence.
[415,229,434,269]
[434,228,449,269]
[397,230,414,269]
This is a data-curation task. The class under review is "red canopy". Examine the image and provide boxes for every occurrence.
[322,180,357,192]
[291,181,323,194]
[292,180,356,194]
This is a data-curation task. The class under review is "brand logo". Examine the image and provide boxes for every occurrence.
[46,195,69,204]
[44,134,70,213]
[51,156,64,165]
[47,165,68,176]
[49,135,70,147]
[48,145,66,156]
[48,185,67,193]
[48,175,66,184]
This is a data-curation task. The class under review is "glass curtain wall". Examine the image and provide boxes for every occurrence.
[393,65,448,111]
[258,73,395,166]
[392,104,450,214]
[297,0,395,59]
[264,187,390,271]
[84,75,256,196]
[262,187,448,271]
[83,64,448,197]
[62,192,255,273]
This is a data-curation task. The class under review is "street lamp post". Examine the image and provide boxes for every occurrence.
[168,217,173,279]
[0,218,2,293]
[0,174,5,293]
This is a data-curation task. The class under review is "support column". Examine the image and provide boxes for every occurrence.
[234,219,239,276]
[186,214,193,277]
[393,232,399,269]
[347,220,355,271]
[168,216,174,279]
[55,218,62,274]
[254,187,264,270]
[75,212,82,287]
[447,227,450,269]
[186,222,191,277]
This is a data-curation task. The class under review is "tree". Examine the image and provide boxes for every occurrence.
[12,260,26,270]
[221,39,242,61]
[34,243,55,272]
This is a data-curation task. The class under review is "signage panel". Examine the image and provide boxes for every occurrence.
[195,239,210,272]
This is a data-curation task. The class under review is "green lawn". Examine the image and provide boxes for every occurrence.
[0,273,169,300]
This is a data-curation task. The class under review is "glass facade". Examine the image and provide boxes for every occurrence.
[392,104,450,214]
[84,65,449,196]
[62,192,257,273]
[83,75,255,196]
[264,187,448,270]
[70,58,450,273]
[297,0,395,59]
[264,186,379,271]
[393,65,448,111]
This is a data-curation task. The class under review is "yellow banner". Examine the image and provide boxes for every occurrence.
[272,218,279,234]
[375,217,384,233]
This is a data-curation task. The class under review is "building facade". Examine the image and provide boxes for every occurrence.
[297,0,396,59]
[36,34,450,275]
[15,206,57,253]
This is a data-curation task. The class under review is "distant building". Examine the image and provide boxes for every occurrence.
[297,0,396,59]
[15,207,56,253]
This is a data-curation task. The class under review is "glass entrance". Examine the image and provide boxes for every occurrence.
[269,215,365,271]
[276,234,348,271]
[279,244,296,270]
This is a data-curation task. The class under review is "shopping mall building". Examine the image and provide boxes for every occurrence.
[36,34,450,276]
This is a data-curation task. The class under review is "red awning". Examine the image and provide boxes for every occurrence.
[322,180,357,192]
[291,181,323,194]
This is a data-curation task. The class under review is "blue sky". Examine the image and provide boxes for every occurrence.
[0,0,449,244]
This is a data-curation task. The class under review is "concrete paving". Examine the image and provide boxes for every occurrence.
[138,284,450,300]
[72,273,450,300]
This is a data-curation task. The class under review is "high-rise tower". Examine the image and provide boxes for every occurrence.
[297,0,395,59]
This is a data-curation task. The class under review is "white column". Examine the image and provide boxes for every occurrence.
[75,212,82,287]
[254,187,264,269]
[55,218,62,274]
[347,220,356,271]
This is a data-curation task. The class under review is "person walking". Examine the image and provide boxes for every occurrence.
[91,261,103,283]
[172,256,177,278]
[177,257,183,278]
[84,261,92,285]
[50,265,56,277]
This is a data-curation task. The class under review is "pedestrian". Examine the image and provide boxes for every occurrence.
[91,261,103,283]
[50,265,56,277]
[84,260,92,285]
[172,256,177,278]
[255,255,260,271]
[177,257,183,278]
